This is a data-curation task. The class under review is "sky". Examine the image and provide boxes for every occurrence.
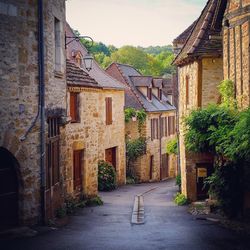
[66,0,207,48]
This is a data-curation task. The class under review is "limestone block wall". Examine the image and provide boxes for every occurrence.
[0,0,66,225]
[98,89,126,186]
[178,58,222,200]
[64,88,126,197]
[223,0,250,108]
[202,58,223,107]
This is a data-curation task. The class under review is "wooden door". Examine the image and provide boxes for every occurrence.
[0,148,18,229]
[149,155,154,180]
[161,154,169,180]
[105,147,116,169]
[73,150,83,191]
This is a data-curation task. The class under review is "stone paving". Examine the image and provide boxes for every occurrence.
[1,180,250,250]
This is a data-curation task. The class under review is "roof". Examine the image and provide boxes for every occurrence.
[106,62,176,113]
[173,20,197,45]
[173,0,227,66]
[66,60,101,88]
[66,23,125,90]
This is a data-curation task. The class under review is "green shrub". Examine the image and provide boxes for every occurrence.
[166,137,178,155]
[126,137,146,162]
[176,174,181,189]
[98,160,117,191]
[85,196,103,206]
[174,192,188,206]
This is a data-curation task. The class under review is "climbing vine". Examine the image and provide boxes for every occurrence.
[125,107,146,134]
[184,79,250,217]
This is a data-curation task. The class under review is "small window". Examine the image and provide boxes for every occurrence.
[105,97,112,125]
[147,87,152,100]
[186,75,190,106]
[70,92,80,123]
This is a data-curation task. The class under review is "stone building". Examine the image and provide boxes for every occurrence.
[106,63,177,182]
[223,0,250,108]
[173,0,227,201]
[65,24,126,197]
[0,0,67,227]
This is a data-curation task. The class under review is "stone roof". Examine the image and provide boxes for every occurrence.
[173,0,227,66]
[106,63,175,112]
[66,60,101,88]
[66,23,125,90]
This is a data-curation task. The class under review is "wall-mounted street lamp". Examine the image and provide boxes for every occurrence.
[65,35,94,71]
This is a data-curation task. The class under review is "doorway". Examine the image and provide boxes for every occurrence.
[149,155,154,180]
[105,147,117,169]
[161,154,169,180]
[196,163,213,200]
[0,147,19,229]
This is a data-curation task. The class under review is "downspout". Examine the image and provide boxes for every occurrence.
[159,113,162,180]
[38,0,46,224]
[176,71,181,175]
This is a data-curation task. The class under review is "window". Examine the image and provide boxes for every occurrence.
[105,97,112,125]
[164,117,168,136]
[73,150,83,191]
[70,92,80,123]
[147,87,152,100]
[186,75,190,106]
[151,118,159,140]
[46,117,60,188]
[158,88,163,100]
[54,17,62,72]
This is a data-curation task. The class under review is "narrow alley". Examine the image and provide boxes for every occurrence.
[2,180,250,250]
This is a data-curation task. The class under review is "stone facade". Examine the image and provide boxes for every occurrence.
[0,0,66,226]
[223,0,250,108]
[126,111,177,182]
[63,87,125,198]
[178,58,223,200]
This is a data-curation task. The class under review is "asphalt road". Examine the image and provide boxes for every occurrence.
[2,180,250,250]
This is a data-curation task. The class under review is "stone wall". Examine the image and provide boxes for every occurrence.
[126,111,177,183]
[178,57,223,200]
[0,0,66,225]
[64,87,126,198]
[223,1,250,108]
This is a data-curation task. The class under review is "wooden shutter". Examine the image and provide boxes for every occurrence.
[168,116,171,135]
[70,92,78,122]
[165,117,168,136]
[156,119,159,139]
[151,119,153,140]
[73,150,83,190]
[173,116,175,135]
[160,118,164,138]
[106,97,112,125]
[186,76,189,106]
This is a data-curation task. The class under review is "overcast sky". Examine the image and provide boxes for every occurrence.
[66,0,207,47]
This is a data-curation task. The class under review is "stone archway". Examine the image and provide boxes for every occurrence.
[0,147,19,229]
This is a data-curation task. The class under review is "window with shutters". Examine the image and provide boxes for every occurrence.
[73,150,83,191]
[46,117,60,189]
[151,118,159,140]
[70,92,80,123]
[105,97,112,125]
[167,116,176,136]
[147,87,152,100]
[164,117,168,137]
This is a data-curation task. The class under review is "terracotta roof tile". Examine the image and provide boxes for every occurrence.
[173,0,227,66]
[66,60,101,88]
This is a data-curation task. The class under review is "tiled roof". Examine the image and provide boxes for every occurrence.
[173,0,227,66]
[66,60,101,88]
[173,20,197,45]
[66,23,125,90]
[106,63,175,112]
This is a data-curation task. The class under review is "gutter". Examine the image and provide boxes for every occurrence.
[38,0,46,224]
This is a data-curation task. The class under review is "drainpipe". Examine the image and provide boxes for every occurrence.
[38,0,46,224]
[159,113,162,180]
